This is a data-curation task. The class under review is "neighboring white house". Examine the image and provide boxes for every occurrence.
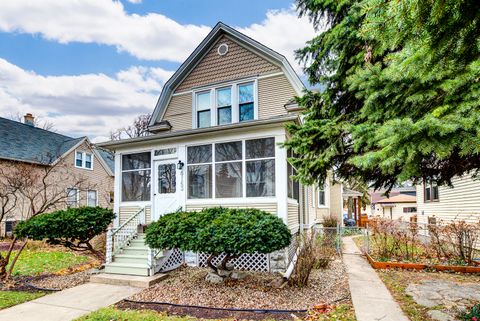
[98,22,344,276]
[374,194,417,220]
[416,174,480,225]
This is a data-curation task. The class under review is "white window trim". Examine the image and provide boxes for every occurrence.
[186,137,275,200]
[317,183,329,208]
[192,78,258,129]
[87,190,98,207]
[75,150,94,170]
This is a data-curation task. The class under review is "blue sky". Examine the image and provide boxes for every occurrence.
[0,0,315,141]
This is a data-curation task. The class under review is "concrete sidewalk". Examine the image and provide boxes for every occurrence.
[343,236,409,321]
[0,282,141,321]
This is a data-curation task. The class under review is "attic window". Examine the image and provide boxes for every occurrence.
[217,43,228,56]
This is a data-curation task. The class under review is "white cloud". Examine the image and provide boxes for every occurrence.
[126,0,142,3]
[0,58,173,141]
[0,1,315,71]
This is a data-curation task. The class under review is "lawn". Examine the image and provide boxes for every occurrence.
[3,249,91,276]
[0,291,45,309]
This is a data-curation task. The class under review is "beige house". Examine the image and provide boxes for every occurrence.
[98,22,343,276]
[0,115,114,236]
[416,175,480,224]
[374,194,417,220]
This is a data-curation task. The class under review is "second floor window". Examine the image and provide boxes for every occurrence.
[75,151,93,169]
[194,80,256,129]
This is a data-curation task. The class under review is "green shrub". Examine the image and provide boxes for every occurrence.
[15,207,115,260]
[145,207,291,272]
[460,303,480,321]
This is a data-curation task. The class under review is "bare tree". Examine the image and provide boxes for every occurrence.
[110,114,151,140]
[0,158,92,280]
[8,113,56,131]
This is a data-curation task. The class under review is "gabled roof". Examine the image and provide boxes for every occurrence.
[0,117,114,175]
[377,194,417,204]
[149,22,305,127]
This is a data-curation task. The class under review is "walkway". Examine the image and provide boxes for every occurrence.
[0,282,142,321]
[343,236,409,321]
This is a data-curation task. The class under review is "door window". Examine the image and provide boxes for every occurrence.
[158,163,176,194]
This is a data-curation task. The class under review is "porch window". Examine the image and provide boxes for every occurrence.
[87,190,97,207]
[196,91,211,128]
[216,87,232,125]
[215,141,242,198]
[187,138,275,199]
[424,180,439,202]
[187,145,212,199]
[121,152,151,202]
[245,138,275,197]
[238,83,254,122]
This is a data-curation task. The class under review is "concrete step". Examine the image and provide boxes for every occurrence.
[90,273,168,288]
[104,262,150,276]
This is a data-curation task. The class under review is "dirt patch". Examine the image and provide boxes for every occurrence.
[128,259,350,317]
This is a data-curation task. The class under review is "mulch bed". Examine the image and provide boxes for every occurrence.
[0,241,23,251]
[124,259,350,320]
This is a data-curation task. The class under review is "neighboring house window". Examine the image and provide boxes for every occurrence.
[187,137,275,199]
[196,91,211,128]
[5,221,16,234]
[403,207,417,213]
[121,152,151,202]
[238,82,254,122]
[87,190,97,207]
[66,188,79,207]
[318,185,326,206]
[217,87,232,125]
[75,151,93,169]
[193,80,257,128]
[287,149,299,200]
[424,180,439,202]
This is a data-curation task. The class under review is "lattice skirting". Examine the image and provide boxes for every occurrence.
[198,252,269,272]
[158,249,185,272]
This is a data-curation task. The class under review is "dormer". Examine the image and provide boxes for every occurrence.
[149,22,304,134]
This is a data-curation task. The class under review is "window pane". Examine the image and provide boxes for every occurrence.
[216,162,242,198]
[197,110,211,128]
[246,138,275,159]
[239,102,254,122]
[154,148,176,156]
[246,159,275,197]
[318,190,325,206]
[87,190,97,207]
[85,154,92,168]
[76,152,83,167]
[197,91,210,110]
[188,165,212,199]
[218,107,232,125]
[122,170,151,201]
[217,87,231,107]
[187,145,212,164]
[158,163,176,194]
[122,152,151,170]
[215,141,242,161]
[425,186,431,201]
[239,83,253,103]
[432,185,439,200]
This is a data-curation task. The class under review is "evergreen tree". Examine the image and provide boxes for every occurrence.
[286,0,480,191]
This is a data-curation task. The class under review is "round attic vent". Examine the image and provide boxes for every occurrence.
[217,43,229,56]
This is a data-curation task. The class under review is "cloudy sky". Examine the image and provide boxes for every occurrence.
[0,0,316,142]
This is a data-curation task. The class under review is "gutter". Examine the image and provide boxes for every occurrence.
[98,115,299,149]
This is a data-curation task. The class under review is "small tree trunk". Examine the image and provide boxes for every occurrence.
[206,254,218,273]
[0,237,18,280]
[6,239,28,279]
[85,242,105,262]
[220,253,239,271]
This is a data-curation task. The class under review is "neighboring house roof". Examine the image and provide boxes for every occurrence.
[149,21,305,127]
[0,117,114,175]
[0,117,84,164]
[343,188,363,198]
[377,194,417,204]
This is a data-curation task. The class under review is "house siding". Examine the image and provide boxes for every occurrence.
[119,205,151,225]
[416,174,480,224]
[258,74,297,119]
[288,202,299,232]
[175,35,280,93]
[163,93,192,132]
[374,202,417,220]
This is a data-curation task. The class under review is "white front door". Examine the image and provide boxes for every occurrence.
[154,159,180,218]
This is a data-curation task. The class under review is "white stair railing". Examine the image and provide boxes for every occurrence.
[106,207,146,264]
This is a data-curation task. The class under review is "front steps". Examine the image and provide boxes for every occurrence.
[104,233,162,276]
[91,273,168,288]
